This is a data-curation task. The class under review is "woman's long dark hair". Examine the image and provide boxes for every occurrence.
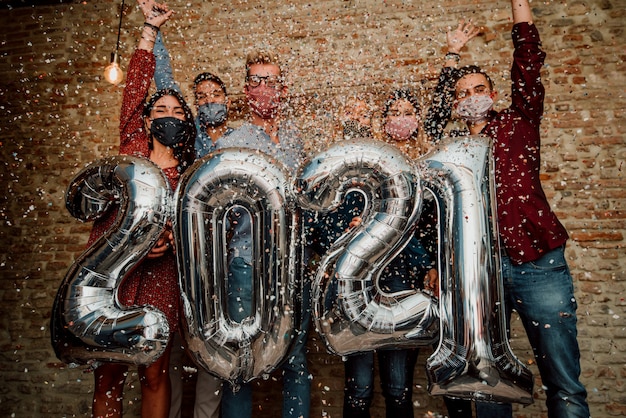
[143,88,197,173]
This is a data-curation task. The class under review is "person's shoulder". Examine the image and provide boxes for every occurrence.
[280,119,301,133]
[279,119,303,142]
[227,123,252,137]
[218,123,267,148]
[231,122,264,137]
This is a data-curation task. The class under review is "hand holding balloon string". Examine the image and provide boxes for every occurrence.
[424,268,439,296]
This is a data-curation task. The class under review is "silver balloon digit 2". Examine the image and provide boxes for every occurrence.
[295,139,439,355]
[51,155,172,366]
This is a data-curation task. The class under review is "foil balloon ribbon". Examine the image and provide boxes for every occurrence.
[422,135,533,405]
[295,138,439,355]
[174,148,300,385]
[51,155,172,366]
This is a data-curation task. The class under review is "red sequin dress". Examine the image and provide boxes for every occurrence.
[87,48,179,334]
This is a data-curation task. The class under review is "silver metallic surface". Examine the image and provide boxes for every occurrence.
[51,156,172,366]
[296,139,439,355]
[174,149,299,384]
[421,136,533,405]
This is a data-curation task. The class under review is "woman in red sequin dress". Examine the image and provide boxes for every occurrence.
[91,3,195,417]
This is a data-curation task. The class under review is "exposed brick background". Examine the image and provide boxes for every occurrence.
[0,0,624,416]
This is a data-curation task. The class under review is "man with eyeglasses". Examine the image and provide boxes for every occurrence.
[215,49,311,418]
[214,50,305,169]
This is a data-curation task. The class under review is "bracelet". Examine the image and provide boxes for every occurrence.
[143,22,160,32]
[445,52,460,62]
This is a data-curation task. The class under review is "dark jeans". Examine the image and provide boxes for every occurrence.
[343,349,419,418]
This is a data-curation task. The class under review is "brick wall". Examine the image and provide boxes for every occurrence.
[0,0,624,416]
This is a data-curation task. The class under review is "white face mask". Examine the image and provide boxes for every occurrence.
[456,94,494,123]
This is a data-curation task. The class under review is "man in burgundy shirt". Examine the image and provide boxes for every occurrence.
[431,0,590,417]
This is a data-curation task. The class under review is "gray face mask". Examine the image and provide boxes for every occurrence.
[198,103,228,128]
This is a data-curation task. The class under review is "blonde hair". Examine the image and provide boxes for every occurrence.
[245,49,282,77]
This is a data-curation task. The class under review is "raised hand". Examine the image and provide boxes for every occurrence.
[136,0,173,29]
[446,19,481,54]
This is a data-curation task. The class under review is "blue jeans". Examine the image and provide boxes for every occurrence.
[444,246,589,418]
[344,349,419,418]
[221,257,311,418]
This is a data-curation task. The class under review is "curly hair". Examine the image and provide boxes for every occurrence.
[382,88,421,120]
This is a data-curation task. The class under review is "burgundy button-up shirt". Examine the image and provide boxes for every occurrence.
[426,22,569,265]
[483,23,569,264]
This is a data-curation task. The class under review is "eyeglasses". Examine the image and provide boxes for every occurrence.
[246,74,283,88]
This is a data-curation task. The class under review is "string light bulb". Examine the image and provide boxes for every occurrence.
[104,51,124,85]
[104,0,125,85]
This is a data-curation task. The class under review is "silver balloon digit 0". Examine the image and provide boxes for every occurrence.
[296,139,439,355]
[422,136,534,404]
[174,149,299,384]
[51,156,171,366]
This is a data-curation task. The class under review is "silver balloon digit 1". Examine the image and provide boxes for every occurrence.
[295,139,439,355]
[174,149,299,384]
[51,156,171,366]
[421,136,533,404]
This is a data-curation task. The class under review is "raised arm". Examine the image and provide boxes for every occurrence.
[136,0,180,90]
[444,19,480,68]
[424,20,480,141]
[509,0,544,123]
[512,0,533,24]
[119,1,172,154]
[153,31,182,93]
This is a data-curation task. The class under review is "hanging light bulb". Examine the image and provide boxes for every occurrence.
[104,51,124,85]
[104,0,125,85]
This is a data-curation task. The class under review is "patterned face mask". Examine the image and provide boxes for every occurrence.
[384,116,419,141]
[198,103,228,128]
[246,85,281,119]
[456,94,494,123]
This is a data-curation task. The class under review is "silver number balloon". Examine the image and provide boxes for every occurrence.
[295,139,439,355]
[421,136,533,404]
[51,155,171,366]
[174,148,299,384]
